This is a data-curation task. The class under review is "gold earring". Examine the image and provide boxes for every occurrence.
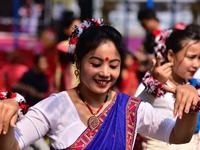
[74,69,80,78]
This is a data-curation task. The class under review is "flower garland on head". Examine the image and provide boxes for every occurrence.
[142,29,173,98]
[153,28,173,63]
[143,24,188,98]
[68,18,104,54]
[174,22,186,30]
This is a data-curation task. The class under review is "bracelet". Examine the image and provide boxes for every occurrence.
[142,71,166,97]
[142,72,200,112]
[0,91,29,117]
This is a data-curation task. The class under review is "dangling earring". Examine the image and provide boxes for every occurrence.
[74,68,80,78]
[74,54,80,78]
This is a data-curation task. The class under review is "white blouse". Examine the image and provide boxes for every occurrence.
[15,91,175,149]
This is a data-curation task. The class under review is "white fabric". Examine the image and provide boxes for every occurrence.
[194,68,200,80]
[135,82,200,150]
[136,81,178,118]
[14,91,175,149]
[134,83,145,97]
[137,83,175,118]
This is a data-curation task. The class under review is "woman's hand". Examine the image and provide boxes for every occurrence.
[150,55,173,83]
[163,84,199,119]
[174,84,199,119]
[0,99,18,135]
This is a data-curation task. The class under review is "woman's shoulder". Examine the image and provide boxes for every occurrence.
[32,91,72,111]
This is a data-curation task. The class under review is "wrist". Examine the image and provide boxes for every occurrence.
[142,71,166,97]
[0,91,29,117]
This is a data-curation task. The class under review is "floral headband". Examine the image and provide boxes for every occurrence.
[153,22,186,63]
[153,29,173,63]
[68,18,104,54]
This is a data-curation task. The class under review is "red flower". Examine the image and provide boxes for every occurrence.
[10,92,17,98]
[0,93,5,100]
[69,36,78,45]
[19,102,30,114]
[152,29,162,37]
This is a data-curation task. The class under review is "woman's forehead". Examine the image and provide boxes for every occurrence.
[86,41,120,58]
[89,50,120,61]
[182,40,200,53]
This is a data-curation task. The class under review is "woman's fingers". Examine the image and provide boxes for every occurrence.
[10,114,18,128]
[176,88,188,119]
[0,99,18,134]
[173,85,199,119]
[0,103,3,134]
[184,95,194,114]
[2,109,13,134]
[174,86,182,117]
[151,60,173,83]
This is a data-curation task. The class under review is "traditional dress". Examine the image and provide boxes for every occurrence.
[15,91,175,150]
[138,82,200,150]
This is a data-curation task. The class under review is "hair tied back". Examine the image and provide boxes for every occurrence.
[68,18,105,54]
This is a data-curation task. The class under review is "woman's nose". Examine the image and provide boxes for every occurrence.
[193,58,200,68]
[99,66,110,77]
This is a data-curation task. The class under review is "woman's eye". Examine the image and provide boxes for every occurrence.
[110,65,118,69]
[92,64,101,67]
[187,55,195,59]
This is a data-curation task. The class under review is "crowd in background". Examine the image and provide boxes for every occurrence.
[0,0,200,150]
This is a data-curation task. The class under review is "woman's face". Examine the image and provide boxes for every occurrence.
[80,40,121,94]
[171,40,200,81]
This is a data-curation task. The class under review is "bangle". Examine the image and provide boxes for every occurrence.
[0,91,29,117]
[142,72,200,112]
[142,71,166,97]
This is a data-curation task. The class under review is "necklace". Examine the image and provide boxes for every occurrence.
[77,89,109,130]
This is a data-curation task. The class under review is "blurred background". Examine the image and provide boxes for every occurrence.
[0,0,199,91]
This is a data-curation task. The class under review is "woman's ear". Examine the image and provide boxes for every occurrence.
[167,49,174,62]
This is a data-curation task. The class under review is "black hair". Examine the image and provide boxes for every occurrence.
[58,10,80,41]
[166,25,200,54]
[34,54,45,65]
[74,25,125,66]
[137,8,159,22]
[143,32,156,54]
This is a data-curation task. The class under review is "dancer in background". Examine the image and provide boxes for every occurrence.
[137,24,200,150]
[55,11,81,92]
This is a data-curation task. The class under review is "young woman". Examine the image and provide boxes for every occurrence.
[55,11,81,92]
[136,24,200,149]
[0,18,199,150]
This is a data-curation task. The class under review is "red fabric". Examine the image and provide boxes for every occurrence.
[0,63,28,91]
[120,63,139,96]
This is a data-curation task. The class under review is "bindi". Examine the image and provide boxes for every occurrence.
[105,57,109,61]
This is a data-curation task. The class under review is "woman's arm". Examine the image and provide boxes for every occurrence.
[169,112,197,144]
[169,84,199,144]
[0,99,20,149]
[137,84,199,144]
[0,127,20,150]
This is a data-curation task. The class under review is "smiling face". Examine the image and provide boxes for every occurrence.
[169,40,200,82]
[79,40,121,94]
